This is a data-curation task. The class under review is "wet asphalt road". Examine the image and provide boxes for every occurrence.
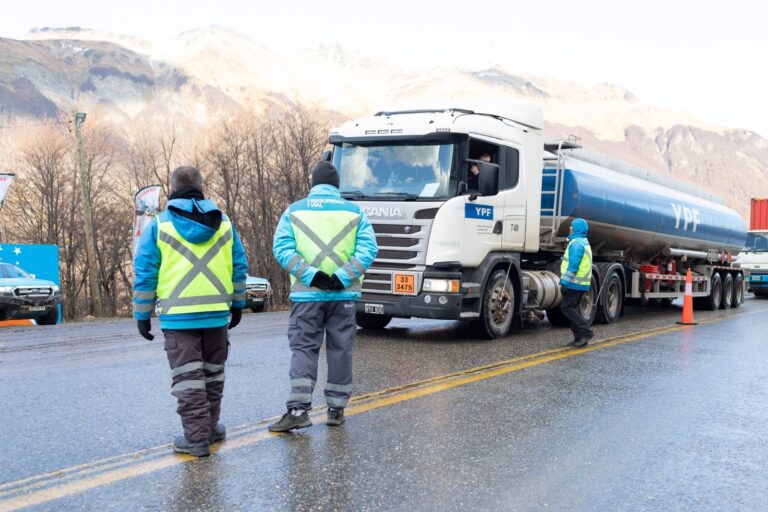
[1,297,768,511]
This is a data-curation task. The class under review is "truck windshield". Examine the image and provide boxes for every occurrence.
[745,233,768,252]
[0,263,31,278]
[333,142,457,200]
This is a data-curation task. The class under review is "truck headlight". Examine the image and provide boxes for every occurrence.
[0,286,13,293]
[422,279,460,293]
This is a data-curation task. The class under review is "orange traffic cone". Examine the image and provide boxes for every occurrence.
[677,268,697,325]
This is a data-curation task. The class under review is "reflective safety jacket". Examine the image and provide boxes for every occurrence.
[133,198,248,330]
[273,184,378,302]
[560,221,592,291]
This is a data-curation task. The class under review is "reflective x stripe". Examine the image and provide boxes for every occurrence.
[171,361,204,377]
[133,290,156,300]
[290,214,360,268]
[325,383,353,393]
[159,295,232,308]
[232,293,245,301]
[158,229,233,312]
[291,279,361,293]
[203,362,224,373]
[171,380,206,392]
[134,302,155,313]
[233,281,246,289]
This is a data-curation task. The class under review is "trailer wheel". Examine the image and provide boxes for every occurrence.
[578,275,599,326]
[356,312,392,330]
[473,269,516,339]
[732,274,745,308]
[721,273,733,309]
[596,271,623,324]
[698,272,722,311]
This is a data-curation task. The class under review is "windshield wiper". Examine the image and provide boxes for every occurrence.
[372,192,420,200]
[341,190,367,199]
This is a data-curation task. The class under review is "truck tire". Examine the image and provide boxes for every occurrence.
[356,312,392,330]
[732,274,744,308]
[578,275,599,326]
[697,272,722,311]
[473,268,516,339]
[596,271,623,324]
[720,273,733,309]
[37,307,59,326]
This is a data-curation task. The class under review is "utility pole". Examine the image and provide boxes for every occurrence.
[74,112,104,317]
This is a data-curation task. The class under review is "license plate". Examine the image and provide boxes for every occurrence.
[393,273,416,295]
[364,303,384,314]
[27,306,47,312]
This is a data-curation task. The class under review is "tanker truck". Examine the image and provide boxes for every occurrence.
[325,104,747,338]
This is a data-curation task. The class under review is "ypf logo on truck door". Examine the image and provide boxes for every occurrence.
[465,204,494,220]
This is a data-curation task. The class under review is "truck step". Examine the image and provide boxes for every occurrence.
[460,312,480,319]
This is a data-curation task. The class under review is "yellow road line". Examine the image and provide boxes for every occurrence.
[0,307,764,511]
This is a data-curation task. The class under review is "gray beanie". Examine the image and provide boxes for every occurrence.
[311,161,340,189]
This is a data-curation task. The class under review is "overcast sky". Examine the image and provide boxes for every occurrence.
[3,0,766,137]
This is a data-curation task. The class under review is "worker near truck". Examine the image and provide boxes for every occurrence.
[133,165,248,457]
[269,161,378,432]
[559,218,594,347]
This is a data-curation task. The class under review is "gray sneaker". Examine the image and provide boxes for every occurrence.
[209,423,226,444]
[268,410,312,432]
[327,408,345,427]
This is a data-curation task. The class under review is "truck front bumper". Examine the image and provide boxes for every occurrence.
[358,292,463,320]
[0,295,59,320]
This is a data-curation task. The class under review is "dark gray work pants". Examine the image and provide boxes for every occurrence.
[559,288,594,340]
[163,327,228,442]
[286,301,356,411]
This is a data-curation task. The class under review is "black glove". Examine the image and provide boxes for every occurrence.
[560,284,569,296]
[310,271,332,290]
[228,307,242,330]
[328,273,345,291]
[137,319,154,340]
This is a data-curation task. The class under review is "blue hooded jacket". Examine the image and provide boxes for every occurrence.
[560,218,592,291]
[133,197,248,330]
[273,184,378,302]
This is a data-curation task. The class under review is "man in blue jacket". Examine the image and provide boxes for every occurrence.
[269,161,378,432]
[133,166,248,457]
[559,218,594,348]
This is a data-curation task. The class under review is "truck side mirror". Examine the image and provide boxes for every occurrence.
[478,162,499,196]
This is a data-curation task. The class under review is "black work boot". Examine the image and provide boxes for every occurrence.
[209,423,226,444]
[268,410,312,432]
[173,436,210,457]
[327,408,345,427]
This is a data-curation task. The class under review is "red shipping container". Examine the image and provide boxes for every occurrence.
[751,198,768,230]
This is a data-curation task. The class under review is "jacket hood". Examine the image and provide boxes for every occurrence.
[166,198,223,244]
[569,218,589,240]
[309,184,341,196]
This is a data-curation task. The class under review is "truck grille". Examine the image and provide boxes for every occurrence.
[361,220,433,294]
[14,287,52,298]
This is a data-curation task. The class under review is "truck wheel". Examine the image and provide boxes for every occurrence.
[474,268,516,339]
[596,271,623,324]
[721,273,733,309]
[731,274,744,308]
[356,312,392,330]
[37,308,59,326]
[699,272,722,311]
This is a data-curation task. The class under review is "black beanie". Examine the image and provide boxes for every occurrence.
[311,161,340,189]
